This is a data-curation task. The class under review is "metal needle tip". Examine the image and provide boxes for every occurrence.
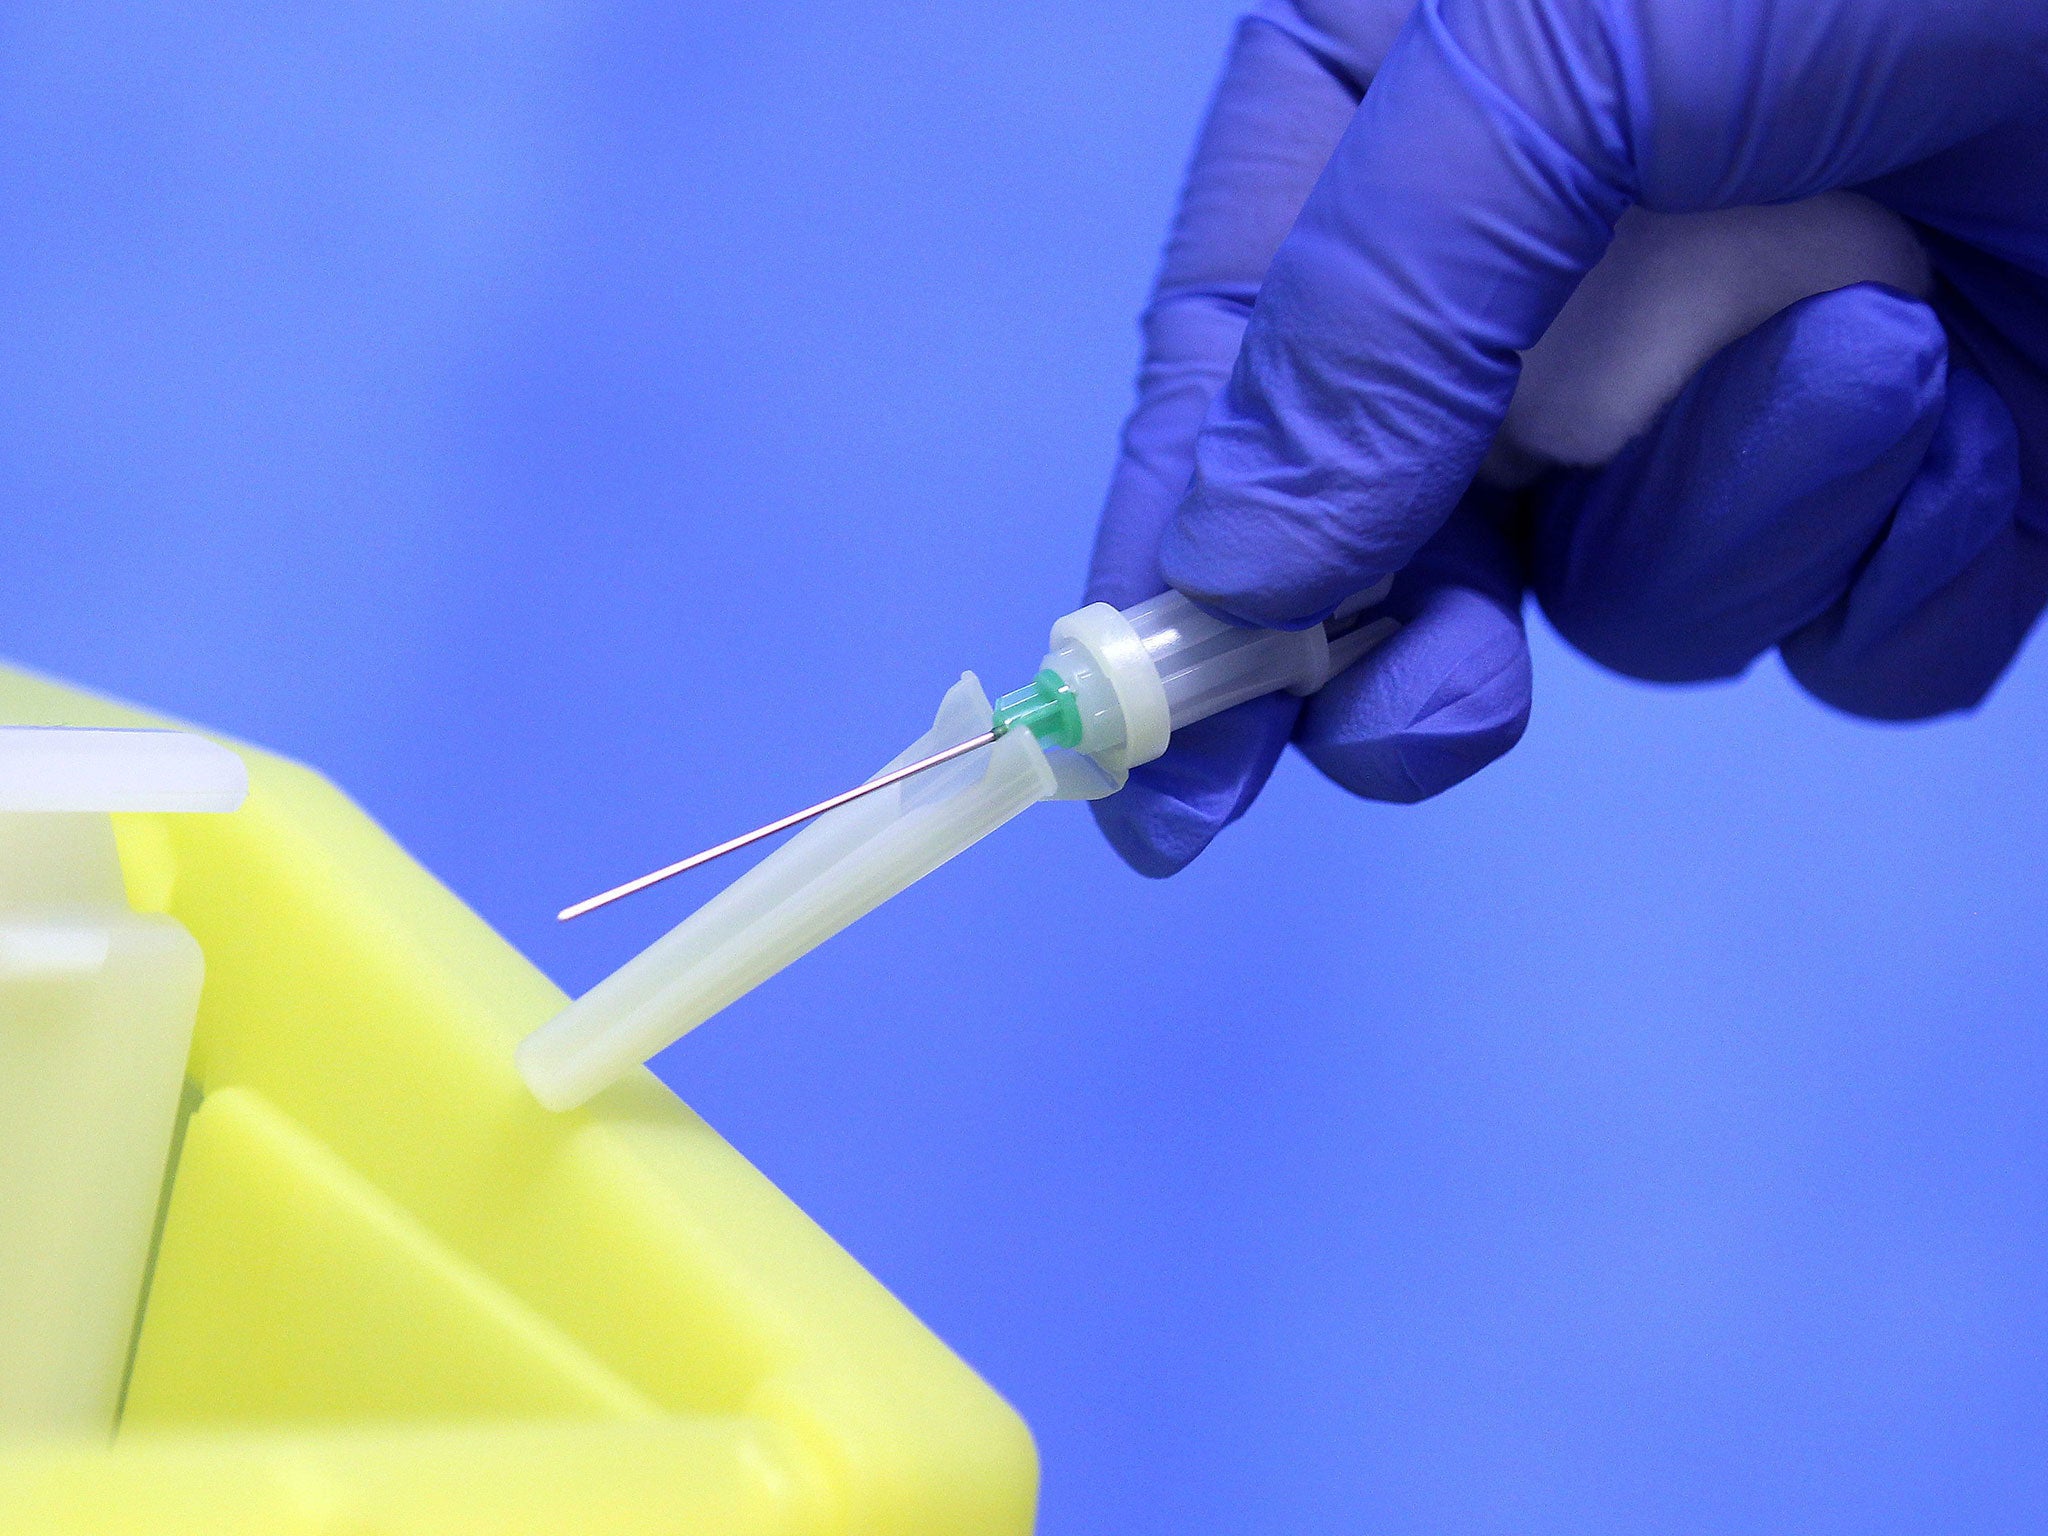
[557,729,1002,921]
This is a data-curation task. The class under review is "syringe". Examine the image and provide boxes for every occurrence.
[517,185,1944,1113]
[557,578,1396,922]
[520,580,1396,1110]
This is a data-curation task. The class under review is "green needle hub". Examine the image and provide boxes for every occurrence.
[991,670,1083,750]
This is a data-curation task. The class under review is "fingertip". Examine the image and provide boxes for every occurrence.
[1782,365,2034,720]
[1087,692,1299,876]
[1772,284,1946,465]
[1089,785,1223,879]
[1296,585,1531,802]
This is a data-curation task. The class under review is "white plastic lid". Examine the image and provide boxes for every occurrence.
[0,728,247,814]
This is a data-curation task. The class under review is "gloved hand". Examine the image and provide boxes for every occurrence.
[1089,0,2048,877]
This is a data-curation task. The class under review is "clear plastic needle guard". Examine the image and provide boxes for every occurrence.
[519,581,1397,1111]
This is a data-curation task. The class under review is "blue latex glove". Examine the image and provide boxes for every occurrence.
[1089,0,2048,876]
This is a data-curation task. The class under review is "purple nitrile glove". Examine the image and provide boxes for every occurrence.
[1090,0,2048,876]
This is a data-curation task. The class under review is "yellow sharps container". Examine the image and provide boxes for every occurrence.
[0,664,1037,1536]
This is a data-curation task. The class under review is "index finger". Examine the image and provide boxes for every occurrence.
[1087,7,1375,610]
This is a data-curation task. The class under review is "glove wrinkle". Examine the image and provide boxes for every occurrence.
[1250,0,1409,95]
[1164,0,1631,628]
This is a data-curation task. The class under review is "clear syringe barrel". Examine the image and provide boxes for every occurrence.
[1125,591,1327,725]
[1035,578,1397,778]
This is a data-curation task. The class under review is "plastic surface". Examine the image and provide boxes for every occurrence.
[992,670,1083,749]
[1122,589,1327,725]
[0,664,1036,1533]
[0,728,247,814]
[1039,578,1400,772]
[1045,604,1170,772]
[0,728,246,1438]
[1320,580,1404,682]
[522,587,1402,1112]
[520,674,1058,1113]
[0,813,201,1439]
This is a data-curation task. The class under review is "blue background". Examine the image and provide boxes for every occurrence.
[4,3,2046,1530]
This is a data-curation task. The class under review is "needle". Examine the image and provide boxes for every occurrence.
[557,729,1002,921]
